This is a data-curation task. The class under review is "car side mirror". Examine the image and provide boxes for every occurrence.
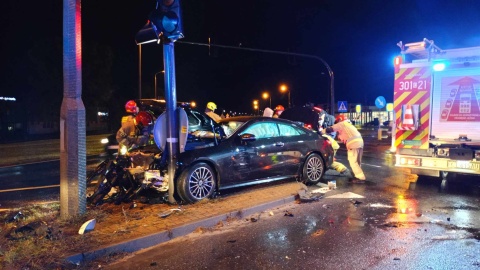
[239,133,256,142]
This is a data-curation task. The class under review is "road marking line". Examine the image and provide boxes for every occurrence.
[363,163,382,168]
[0,185,59,193]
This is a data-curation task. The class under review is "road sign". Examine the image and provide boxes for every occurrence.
[375,96,386,109]
[338,101,348,112]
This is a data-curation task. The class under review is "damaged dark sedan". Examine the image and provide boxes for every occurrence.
[173,116,334,203]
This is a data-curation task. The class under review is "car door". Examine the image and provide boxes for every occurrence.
[277,122,310,175]
[236,121,285,182]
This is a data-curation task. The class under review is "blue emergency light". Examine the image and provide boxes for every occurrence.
[433,61,447,71]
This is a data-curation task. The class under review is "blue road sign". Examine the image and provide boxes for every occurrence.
[375,96,386,109]
[338,101,348,112]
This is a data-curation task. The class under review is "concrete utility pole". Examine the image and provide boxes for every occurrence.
[178,41,335,115]
[60,0,86,217]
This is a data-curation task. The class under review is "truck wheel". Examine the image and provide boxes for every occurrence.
[302,153,325,185]
[177,162,216,203]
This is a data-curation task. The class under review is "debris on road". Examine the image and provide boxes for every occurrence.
[284,210,294,217]
[297,183,323,202]
[350,199,362,206]
[158,208,182,218]
[5,211,24,223]
[312,229,326,237]
[78,219,96,235]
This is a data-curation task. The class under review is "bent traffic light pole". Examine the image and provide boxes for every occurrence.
[177,40,335,115]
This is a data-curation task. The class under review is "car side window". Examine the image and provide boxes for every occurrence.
[278,123,305,137]
[187,111,201,128]
[243,122,279,139]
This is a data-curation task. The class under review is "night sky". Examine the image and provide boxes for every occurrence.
[2,0,480,114]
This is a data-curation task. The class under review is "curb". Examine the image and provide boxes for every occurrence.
[65,195,297,265]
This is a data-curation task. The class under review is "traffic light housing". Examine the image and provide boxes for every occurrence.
[150,0,184,41]
[135,20,160,45]
[135,0,183,44]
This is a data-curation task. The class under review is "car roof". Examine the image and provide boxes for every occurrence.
[218,115,259,123]
[219,115,307,128]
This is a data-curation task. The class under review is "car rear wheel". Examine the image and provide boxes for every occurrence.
[302,153,324,185]
[177,162,217,203]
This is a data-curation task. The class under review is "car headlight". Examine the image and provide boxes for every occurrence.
[101,138,109,144]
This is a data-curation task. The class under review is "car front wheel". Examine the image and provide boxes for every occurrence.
[302,153,324,185]
[177,162,217,203]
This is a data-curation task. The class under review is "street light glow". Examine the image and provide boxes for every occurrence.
[279,84,291,108]
[262,92,271,108]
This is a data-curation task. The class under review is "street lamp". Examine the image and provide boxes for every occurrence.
[253,100,259,115]
[279,84,291,108]
[262,92,271,108]
[154,70,164,99]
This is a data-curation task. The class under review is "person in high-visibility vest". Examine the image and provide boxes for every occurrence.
[322,133,349,175]
[324,115,366,183]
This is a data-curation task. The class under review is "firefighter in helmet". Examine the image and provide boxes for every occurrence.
[324,114,366,183]
[272,105,285,118]
[120,100,139,126]
[116,111,154,151]
[205,101,222,123]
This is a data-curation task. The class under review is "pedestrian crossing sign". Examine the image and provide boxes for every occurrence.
[338,101,348,112]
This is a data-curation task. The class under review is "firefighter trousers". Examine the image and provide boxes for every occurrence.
[347,147,366,180]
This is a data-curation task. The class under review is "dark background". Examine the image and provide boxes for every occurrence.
[2,0,480,120]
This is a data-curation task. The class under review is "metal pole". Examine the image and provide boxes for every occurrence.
[154,74,157,99]
[288,91,291,108]
[269,97,271,108]
[163,41,178,204]
[138,44,142,99]
[177,41,335,114]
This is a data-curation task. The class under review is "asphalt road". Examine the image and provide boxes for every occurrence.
[104,148,480,270]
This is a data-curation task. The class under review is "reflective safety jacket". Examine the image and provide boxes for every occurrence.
[326,121,363,149]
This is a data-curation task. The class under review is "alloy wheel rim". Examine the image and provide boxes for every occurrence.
[189,167,214,199]
[307,157,323,181]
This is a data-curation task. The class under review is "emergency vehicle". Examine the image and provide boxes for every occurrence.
[393,38,480,180]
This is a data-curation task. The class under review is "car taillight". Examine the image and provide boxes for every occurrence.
[323,139,332,148]
[475,150,480,161]
[399,157,421,166]
[304,124,312,129]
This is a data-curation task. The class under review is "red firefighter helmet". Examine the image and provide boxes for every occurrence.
[335,114,348,124]
[135,111,153,127]
[125,100,138,114]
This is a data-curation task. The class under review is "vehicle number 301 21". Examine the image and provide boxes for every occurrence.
[398,80,429,91]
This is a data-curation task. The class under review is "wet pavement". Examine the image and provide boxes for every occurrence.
[103,172,480,270]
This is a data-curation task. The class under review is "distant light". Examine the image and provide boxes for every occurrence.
[97,112,109,116]
[386,103,394,112]
[0,97,16,101]
[355,104,362,113]
[433,62,446,71]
